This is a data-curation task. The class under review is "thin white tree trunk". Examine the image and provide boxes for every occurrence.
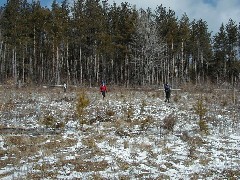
[181,40,184,81]
[56,46,60,85]
[22,47,25,84]
[94,53,98,84]
[1,42,6,79]
[41,52,44,82]
[66,43,71,83]
[12,47,17,83]
[201,51,204,84]
[80,47,82,85]
[0,40,2,75]
[52,43,55,83]
[32,25,35,79]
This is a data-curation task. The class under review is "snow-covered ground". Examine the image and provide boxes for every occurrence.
[0,86,239,179]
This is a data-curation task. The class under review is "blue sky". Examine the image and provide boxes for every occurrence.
[1,0,240,34]
[0,0,61,7]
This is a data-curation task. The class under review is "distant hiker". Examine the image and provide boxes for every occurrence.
[100,82,107,100]
[164,83,171,103]
[63,82,67,92]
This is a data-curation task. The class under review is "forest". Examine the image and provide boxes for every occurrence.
[0,0,240,87]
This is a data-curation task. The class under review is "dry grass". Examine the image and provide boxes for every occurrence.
[70,160,109,172]
[82,137,97,149]
[0,86,239,179]
[106,109,115,116]
[107,137,118,148]
[162,114,176,133]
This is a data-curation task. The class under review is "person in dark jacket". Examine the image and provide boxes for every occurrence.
[100,82,107,100]
[164,83,171,103]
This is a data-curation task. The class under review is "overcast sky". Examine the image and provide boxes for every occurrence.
[1,0,239,35]
[107,0,240,35]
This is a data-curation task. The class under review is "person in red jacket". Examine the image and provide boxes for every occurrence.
[100,82,107,100]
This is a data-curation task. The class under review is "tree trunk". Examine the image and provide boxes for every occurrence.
[80,47,82,85]
[12,47,17,83]
[94,54,98,84]
[0,42,5,81]
[56,46,60,85]
[40,51,44,83]
[22,47,25,84]
[201,51,204,84]
[66,42,71,83]
[181,40,184,82]
[33,25,36,83]
[52,43,55,83]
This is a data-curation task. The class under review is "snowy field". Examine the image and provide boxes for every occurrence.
[0,86,239,179]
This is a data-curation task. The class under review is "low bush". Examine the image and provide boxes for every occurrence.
[162,114,176,132]
[41,115,65,129]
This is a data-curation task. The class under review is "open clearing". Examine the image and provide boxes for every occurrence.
[0,86,239,179]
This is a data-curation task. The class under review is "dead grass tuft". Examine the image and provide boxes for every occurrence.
[73,160,109,172]
[5,135,31,146]
[140,116,154,131]
[162,114,176,133]
[82,137,97,149]
[106,109,115,116]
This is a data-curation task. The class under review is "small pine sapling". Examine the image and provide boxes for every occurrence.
[76,91,90,128]
[194,95,209,134]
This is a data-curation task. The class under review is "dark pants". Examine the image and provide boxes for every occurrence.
[101,91,106,99]
[165,91,170,102]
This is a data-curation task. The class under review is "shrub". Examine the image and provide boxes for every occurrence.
[180,131,190,142]
[198,119,209,135]
[162,114,176,132]
[41,115,65,129]
[140,99,147,114]
[41,115,57,128]
[76,91,90,117]
[221,169,240,179]
[173,94,181,103]
[55,121,65,129]
[140,116,153,131]
[194,95,207,121]
[194,95,209,134]
[82,137,97,149]
[126,104,134,119]
[123,140,129,149]
[221,99,228,107]
[76,91,90,127]
[106,109,115,116]
[115,128,129,137]
[188,145,196,159]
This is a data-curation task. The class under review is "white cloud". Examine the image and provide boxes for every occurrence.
[107,0,240,35]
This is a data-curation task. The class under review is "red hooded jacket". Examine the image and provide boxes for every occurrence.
[100,84,107,92]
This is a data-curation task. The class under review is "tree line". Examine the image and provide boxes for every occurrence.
[0,0,239,87]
